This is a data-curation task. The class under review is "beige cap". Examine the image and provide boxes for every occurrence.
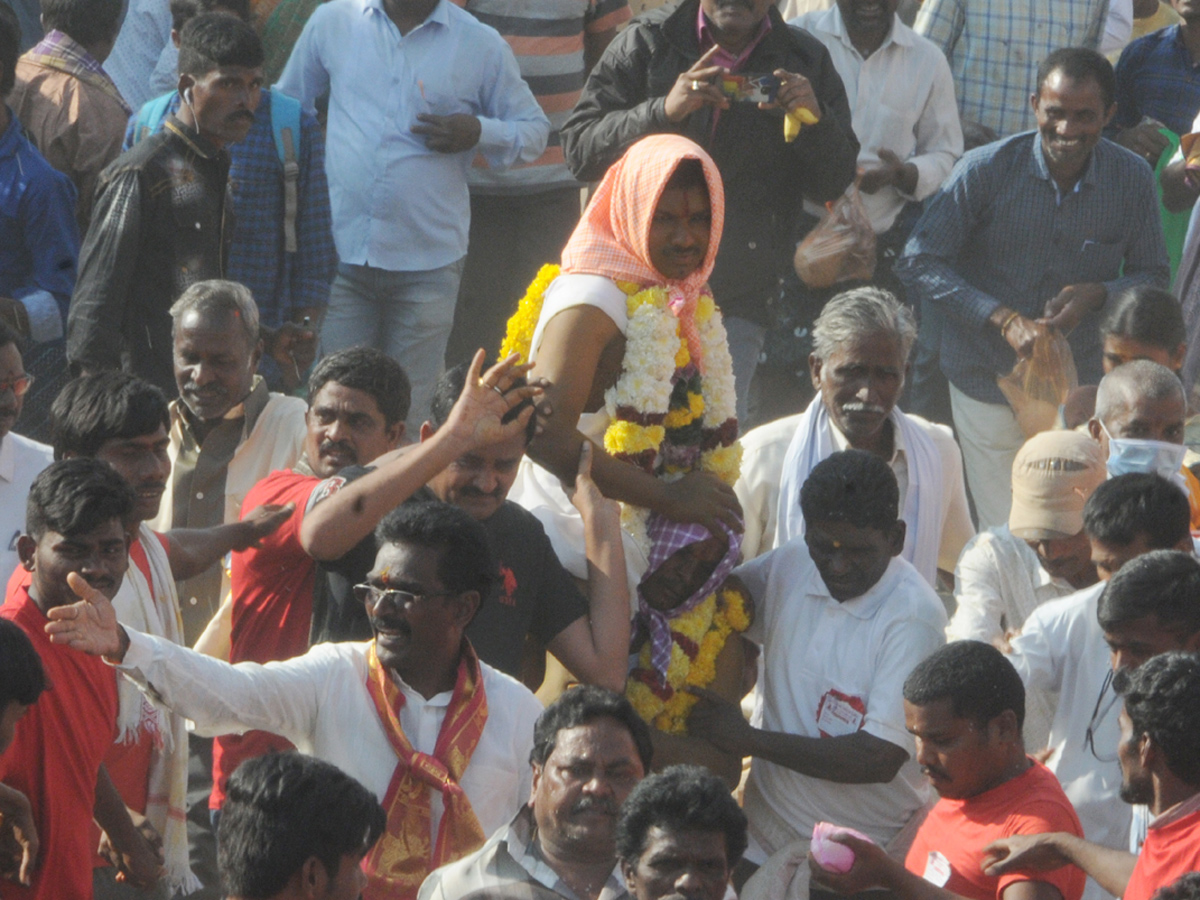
[1009,431,1107,540]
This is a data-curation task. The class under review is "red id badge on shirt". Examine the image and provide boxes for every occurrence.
[816,689,867,738]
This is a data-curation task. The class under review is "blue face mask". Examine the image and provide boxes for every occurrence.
[1100,420,1187,481]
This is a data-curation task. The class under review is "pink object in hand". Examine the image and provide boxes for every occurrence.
[811,822,874,874]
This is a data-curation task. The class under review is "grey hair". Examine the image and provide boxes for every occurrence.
[169,279,260,346]
[1095,359,1185,425]
[811,286,918,364]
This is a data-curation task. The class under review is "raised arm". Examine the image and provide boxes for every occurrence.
[544,442,631,693]
[299,352,541,560]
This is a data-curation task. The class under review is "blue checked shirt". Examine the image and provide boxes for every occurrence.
[897,133,1169,405]
[1114,26,1200,137]
[914,0,1108,136]
[123,89,336,330]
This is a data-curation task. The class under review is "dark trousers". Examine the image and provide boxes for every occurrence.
[445,187,582,369]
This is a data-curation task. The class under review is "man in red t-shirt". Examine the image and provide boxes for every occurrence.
[981,651,1200,900]
[810,641,1086,900]
[208,346,410,816]
[48,372,293,898]
[0,459,161,899]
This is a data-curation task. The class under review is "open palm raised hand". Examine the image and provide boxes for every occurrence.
[442,350,547,452]
[44,572,125,659]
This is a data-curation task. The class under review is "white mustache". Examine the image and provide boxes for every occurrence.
[841,402,886,415]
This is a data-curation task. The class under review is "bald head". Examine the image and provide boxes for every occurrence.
[1091,360,1186,453]
[1095,360,1185,425]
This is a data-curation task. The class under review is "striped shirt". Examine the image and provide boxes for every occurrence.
[914,0,1108,136]
[454,0,631,192]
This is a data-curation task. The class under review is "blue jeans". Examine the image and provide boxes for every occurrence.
[322,258,466,433]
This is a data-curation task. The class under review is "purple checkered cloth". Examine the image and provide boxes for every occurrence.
[636,512,742,681]
[27,30,131,114]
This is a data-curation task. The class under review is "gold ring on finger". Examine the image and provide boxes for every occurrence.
[691,80,701,91]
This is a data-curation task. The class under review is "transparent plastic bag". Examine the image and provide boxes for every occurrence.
[793,184,877,289]
[997,329,1079,438]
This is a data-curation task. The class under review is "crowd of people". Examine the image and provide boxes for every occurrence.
[3,0,1200,897]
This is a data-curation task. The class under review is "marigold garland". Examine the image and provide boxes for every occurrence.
[626,585,751,734]
[499,265,742,560]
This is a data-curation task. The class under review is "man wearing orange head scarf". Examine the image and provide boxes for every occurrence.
[502,134,743,596]
[561,0,859,422]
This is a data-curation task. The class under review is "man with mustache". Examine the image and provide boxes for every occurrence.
[736,287,973,586]
[1003,484,1197,900]
[146,279,305,900]
[46,497,547,900]
[560,0,859,422]
[981,651,1200,900]
[49,371,292,899]
[66,13,264,397]
[809,641,1087,900]
[298,357,630,693]
[0,323,52,584]
[0,459,164,899]
[897,47,1169,531]
[122,0,335,396]
[420,686,651,900]
[685,451,946,894]
[203,346,408,832]
[150,280,307,648]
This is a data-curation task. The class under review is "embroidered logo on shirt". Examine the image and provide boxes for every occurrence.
[498,565,517,607]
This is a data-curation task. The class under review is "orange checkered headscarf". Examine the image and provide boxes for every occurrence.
[561,136,725,365]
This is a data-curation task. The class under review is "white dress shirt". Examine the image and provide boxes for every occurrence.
[734,410,973,569]
[119,632,544,840]
[1008,584,1129,900]
[276,0,549,272]
[791,7,963,233]
[737,548,946,851]
[0,432,52,585]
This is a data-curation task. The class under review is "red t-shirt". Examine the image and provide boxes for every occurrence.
[0,581,119,899]
[93,533,171,869]
[905,761,1087,900]
[211,469,335,809]
[1124,803,1200,900]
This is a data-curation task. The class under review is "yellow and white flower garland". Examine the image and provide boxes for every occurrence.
[499,264,742,560]
[625,585,751,734]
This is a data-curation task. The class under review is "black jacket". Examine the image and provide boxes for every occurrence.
[67,116,233,394]
[561,0,859,324]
